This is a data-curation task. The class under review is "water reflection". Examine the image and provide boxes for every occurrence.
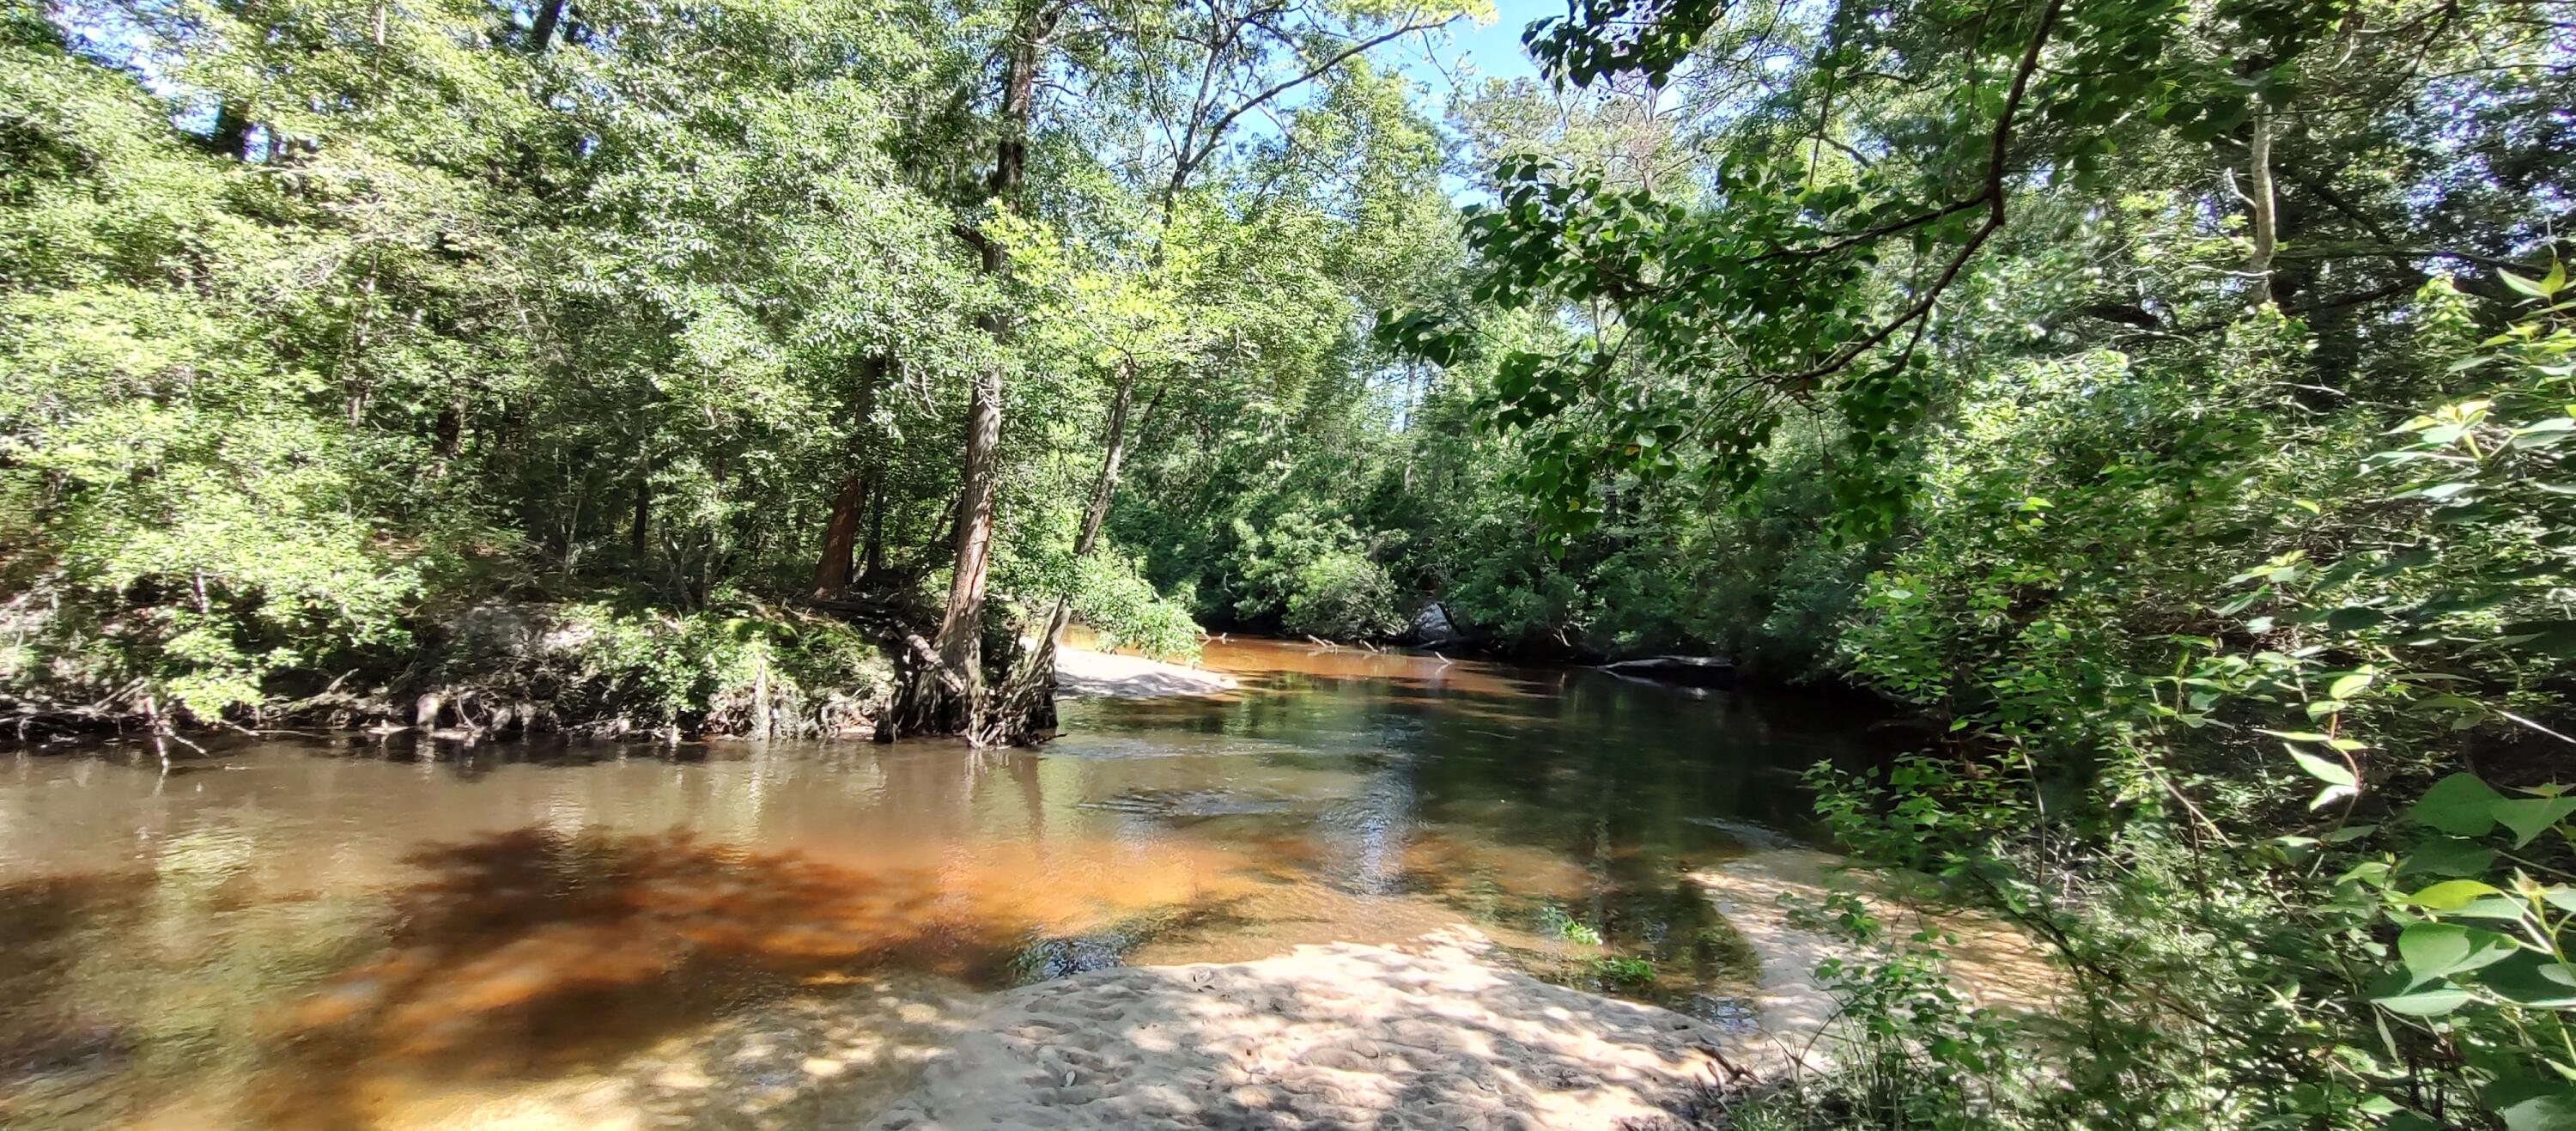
[0,639,1890,1128]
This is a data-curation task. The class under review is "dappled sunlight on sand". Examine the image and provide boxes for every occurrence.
[1692,848,2065,1067]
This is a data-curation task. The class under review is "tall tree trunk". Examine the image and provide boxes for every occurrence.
[999,365,1148,745]
[981,4,1442,745]
[862,486,888,581]
[1074,362,1138,559]
[810,362,885,599]
[935,369,1002,708]
[896,0,1057,744]
[2246,106,2278,308]
[811,473,869,598]
[629,447,652,567]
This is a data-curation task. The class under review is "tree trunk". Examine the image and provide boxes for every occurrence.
[811,472,868,599]
[629,447,652,567]
[936,370,1000,665]
[861,485,887,581]
[993,365,1145,746]
[2246,105,2278,308]
[530,0,568,53]
[811,361,885,599]
[894,0,1056,744]
[1074,362,1138,558]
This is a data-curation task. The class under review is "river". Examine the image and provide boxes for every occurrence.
[0,639,1890,1128]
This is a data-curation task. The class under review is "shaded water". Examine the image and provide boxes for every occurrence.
[0,640,1887,1128]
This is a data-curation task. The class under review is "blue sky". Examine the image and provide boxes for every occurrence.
[1387,0,1549,99]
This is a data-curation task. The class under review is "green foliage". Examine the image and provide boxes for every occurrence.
[3,0,1472,729]
[1226,512,1406,640]
[483,600,892,737]
[1797,288,2576,1128]
[1589,953,1656,987]
[1067,553,1203,663]
[1540,903,1606,946]
[1361,0,2576,1122]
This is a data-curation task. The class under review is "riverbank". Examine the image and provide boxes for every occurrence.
[1051,647,1238,698]
[2,604,1262,748]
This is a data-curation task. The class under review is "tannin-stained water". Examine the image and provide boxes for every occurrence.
[0,640,1891,1129]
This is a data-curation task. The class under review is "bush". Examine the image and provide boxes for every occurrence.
[1069,552,1203,661]
[1229,511,1405,639]
[428,598,893,738]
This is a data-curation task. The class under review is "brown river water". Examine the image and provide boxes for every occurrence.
[0,640,1891,1129]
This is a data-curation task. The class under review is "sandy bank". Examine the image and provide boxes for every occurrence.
[1691,848,2063,1061]
[871,928,1755,1130]
[1053,647,1238,699]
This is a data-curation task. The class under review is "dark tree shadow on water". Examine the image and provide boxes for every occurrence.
[282,829,987,1057]
[0,873,155,1122]
[256,825,1241,1128]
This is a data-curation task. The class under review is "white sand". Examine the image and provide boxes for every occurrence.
[1053,647,1237,699]
[870,928,1751,1130]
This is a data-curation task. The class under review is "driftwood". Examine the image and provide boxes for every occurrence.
[1595,654,1735,689]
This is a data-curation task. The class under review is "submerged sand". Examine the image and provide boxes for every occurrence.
[197,851,2050,1130]
[872,928,1750,1130]
[871,852,2058,1130]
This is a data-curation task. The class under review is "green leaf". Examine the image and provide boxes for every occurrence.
[2395,838,2495,877]
[2491,797,2576,847]
[2372,983,2473,1016]
[2396,922,2518,986]
[2328,672,2371,699]
[2408,879,2504,909]
[2492,1081,2576,1131]
[2448,896,2533,921]
[2410,774,2505,836]
[2501,269,2555,301]
[2479,952,2576,1007]
[2500,620,2576,658]
[2289,748,2356,787]
[2325,605,2388,632]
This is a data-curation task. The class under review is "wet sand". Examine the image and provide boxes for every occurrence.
[1691,848,2064,1062]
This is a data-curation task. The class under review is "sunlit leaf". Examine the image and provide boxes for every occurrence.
[2407,879,2504,909]
[2410,775,2504,836]
[2395,922,2518,986]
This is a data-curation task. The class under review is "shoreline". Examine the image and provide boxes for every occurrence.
[1049,645,1239,699]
